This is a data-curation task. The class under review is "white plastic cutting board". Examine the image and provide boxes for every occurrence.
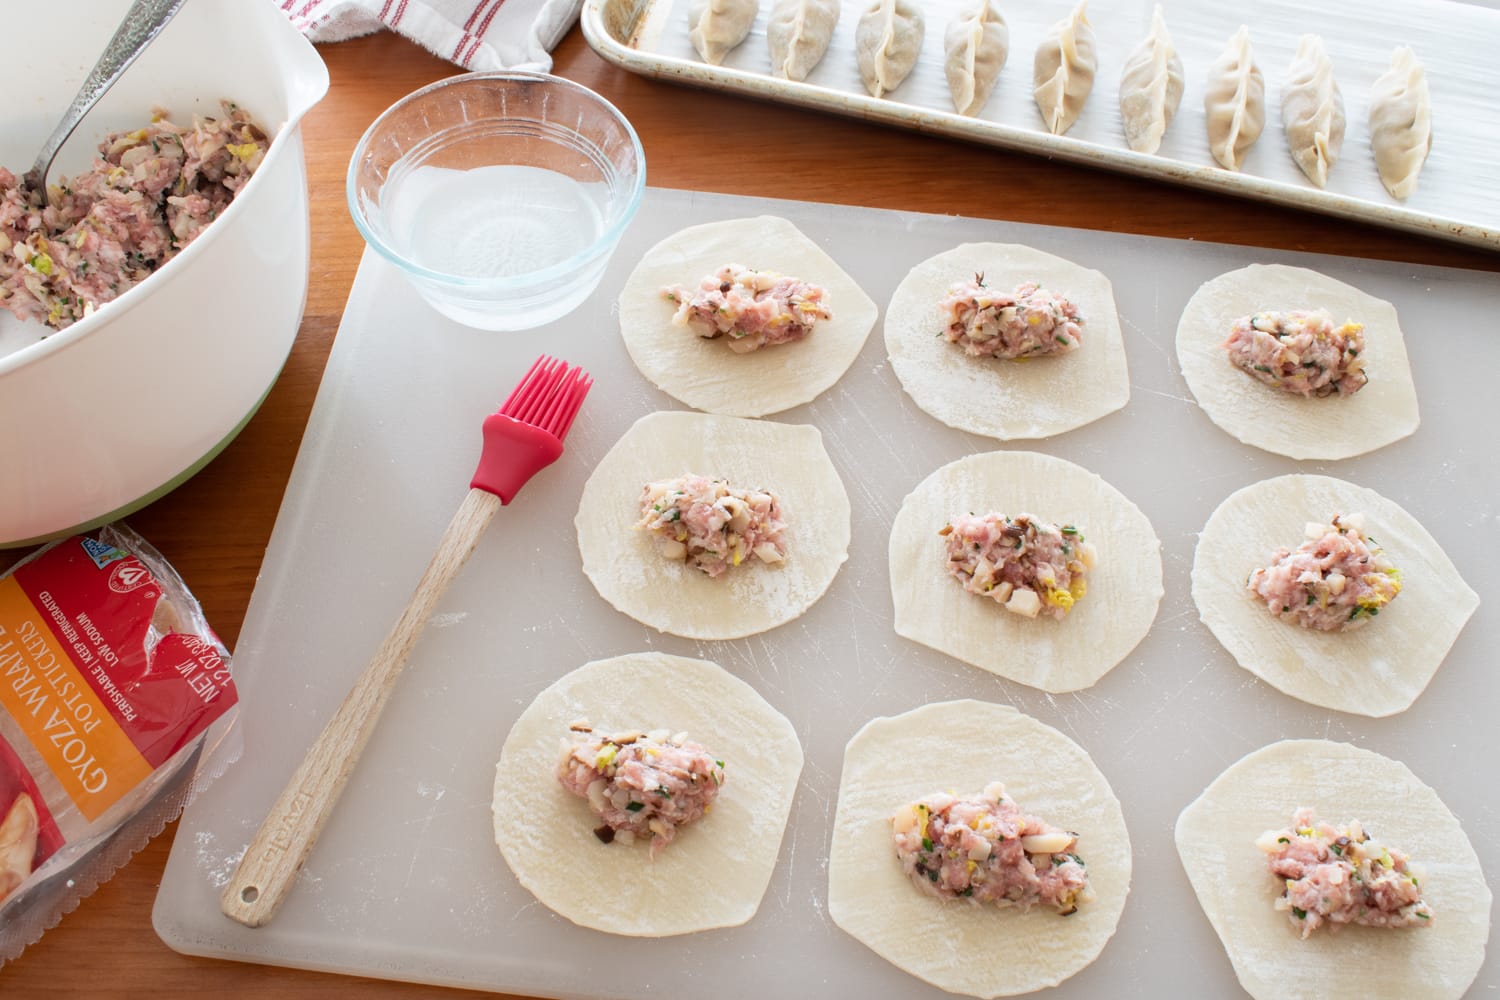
[155,189,1499,998]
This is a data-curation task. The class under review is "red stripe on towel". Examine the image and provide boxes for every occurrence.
[453,0,499,62]
[462,0,507,65]
[461,0,491,28]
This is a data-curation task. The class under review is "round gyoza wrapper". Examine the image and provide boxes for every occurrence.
[1174,739,1490,1000]
[1176,263,1420,460]
[492,651,803,937]
[889,450,1162,693]
[618,215,879,418]
[1192,474,1478,717]
[884,243,1130,441]
[576,410,851,640]
[828,700,1132,998]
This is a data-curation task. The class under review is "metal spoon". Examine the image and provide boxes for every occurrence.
[25,0,187,192]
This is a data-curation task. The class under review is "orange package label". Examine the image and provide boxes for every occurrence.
[0,578,156,820]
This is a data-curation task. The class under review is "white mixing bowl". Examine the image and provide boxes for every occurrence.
[0,0,328,547]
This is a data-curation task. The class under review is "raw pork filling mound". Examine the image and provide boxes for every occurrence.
[0,102,268,331]
[1256,806,1433,937]
[638,473,787,577]
[556,723,725,857]
[1247,513,1400,631]
[663,263,832,353]
[941,511,1095,619]
[891,782,1093,914]
[1221,309,1367,397]
[937,275,1083,360]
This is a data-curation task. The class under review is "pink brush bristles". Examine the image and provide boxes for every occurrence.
[472,355,594,504]
[499,356,594,441]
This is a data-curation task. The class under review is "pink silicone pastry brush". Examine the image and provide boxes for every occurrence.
[221,355,592,927]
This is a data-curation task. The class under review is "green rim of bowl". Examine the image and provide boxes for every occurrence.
[0,379,274,550]
[346,71,646,289]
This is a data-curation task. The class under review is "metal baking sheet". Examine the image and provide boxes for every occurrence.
[582,0,1500,252]
[154,188,1498,998]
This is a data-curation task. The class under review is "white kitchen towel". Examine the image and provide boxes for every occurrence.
[275,0,584,71]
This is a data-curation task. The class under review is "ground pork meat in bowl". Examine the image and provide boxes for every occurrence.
[0,105,269,332]
[0,0,327,547]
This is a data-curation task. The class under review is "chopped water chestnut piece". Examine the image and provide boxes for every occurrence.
[941,513,1095,619]
[556,726,725,857]
[892,782,1093,914]
[1256,807,1432,937]
[1247,513,1399,631]
[937,276,1083,360]
[638,474,787,577]
[1222,309,1367,397]
[664,263,831,353]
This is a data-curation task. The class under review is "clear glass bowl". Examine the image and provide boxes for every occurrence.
[348,72,645,331]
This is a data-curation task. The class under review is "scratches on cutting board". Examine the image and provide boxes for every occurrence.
[756,632,784,682]
[722,633,784,687]
[814,388,898,525]
[508,897,543,923]
[1128,383,1197,407]
[1118,659,1216,760]
[1152,606,1200,630]
[1122,316,1164,360]
[780,756,836,922]
[779,812,801,912]
[398,799,445,896]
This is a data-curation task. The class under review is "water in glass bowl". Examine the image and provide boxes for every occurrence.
[386,163,605,279]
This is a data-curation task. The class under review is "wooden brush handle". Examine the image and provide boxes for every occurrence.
[221,488,503,927]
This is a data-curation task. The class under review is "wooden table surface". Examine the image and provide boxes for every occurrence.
[3,22,1495,999]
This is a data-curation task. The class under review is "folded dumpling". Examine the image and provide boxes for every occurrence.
[856,0,925,99]
[1204,26,1265,171]
[1369,47,1432,200]
[944,1,1008,116]
[1281,35,1346,187]
[689,0,758,66]
[768,0,840,81]
[1032,0,1097,136]
[1118,4,1183,154]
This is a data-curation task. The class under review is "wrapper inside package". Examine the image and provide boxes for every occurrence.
[0,523,239,965]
